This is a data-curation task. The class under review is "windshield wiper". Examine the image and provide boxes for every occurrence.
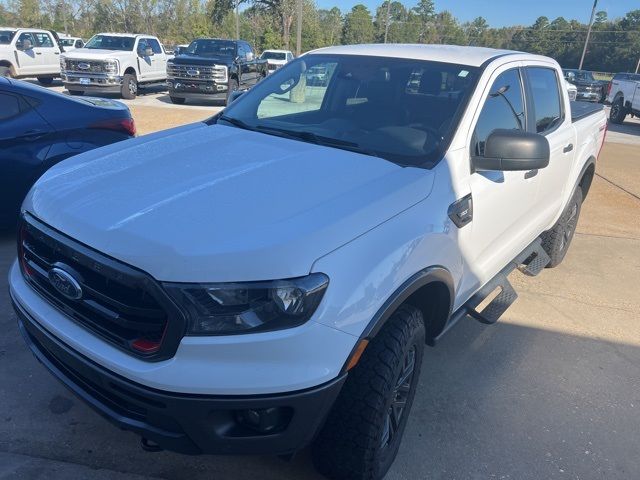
[254,126,382,158]
[218,115,256,132]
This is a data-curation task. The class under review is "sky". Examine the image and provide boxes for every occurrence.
[314,0,638,26]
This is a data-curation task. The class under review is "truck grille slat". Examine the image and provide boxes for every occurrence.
[18,215,185,360]
[167,64,227,82]
[63,59,108,74]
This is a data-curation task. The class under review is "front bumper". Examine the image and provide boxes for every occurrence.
[168,78,228,99]
[13,294,346,455]
[576,91,601,102]
[61,72,123,93]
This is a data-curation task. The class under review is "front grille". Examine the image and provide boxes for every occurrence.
[64,59,108,74]
[167,63,227,82]
[18,214,185,360]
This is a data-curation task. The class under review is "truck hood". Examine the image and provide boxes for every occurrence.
[25,123,434,282]
[170,54,233,66]
[61,49,131,61]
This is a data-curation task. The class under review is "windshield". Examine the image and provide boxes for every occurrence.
[564,70,595,82]
[220,54,479,168]
[0,30,16,45]
[186,39,236,57]
[85,35,135,51]
[262,51,287,60]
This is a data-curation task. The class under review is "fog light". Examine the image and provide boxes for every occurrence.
[235,407,292,434]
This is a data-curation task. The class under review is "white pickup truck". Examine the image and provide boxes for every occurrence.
[11,45,607,480]
[607,72,640,124]
[0,27,62,83]
[60,33,169,99]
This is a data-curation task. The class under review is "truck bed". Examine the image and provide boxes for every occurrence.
[570,101,604,122]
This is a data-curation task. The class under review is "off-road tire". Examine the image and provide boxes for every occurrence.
[312,304,425,480]
[0,66,12,77]
[37,77,54,85]
[68,90,84,96]
[225,78,239,106]
[609,97,626,124]
[121,73,138,100]
[542,187,583,268]
[170,96,185,105]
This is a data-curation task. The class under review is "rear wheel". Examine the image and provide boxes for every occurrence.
[68,90,84,96]
[170,96,185,105]
[312,304,425,480]
[609,97,626,124]
[121,73,138,99]
[37,77,54,85]
[541,187,583,268]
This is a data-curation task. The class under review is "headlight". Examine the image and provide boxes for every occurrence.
[60,58,66,70]
[163,273,329,335]
[104,59,118,74]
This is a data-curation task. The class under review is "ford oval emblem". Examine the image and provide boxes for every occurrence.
[77,62,91,70]
[48,267,83,301]
[186,68,199,76]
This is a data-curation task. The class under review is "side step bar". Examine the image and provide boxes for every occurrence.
[431,238,550,344]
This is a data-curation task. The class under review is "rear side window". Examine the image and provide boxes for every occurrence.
[34,33,54,47]
[0,93,22,120]
[473,68,525,156]
[147,38,162,54]
[527,67,563,134]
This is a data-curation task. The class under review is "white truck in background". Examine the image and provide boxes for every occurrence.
[607,72,640,124]
[12,45,607,480]
[60,33,169,99]
[0,27,62,84]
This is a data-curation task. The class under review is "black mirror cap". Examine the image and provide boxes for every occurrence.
[475,129,550,171]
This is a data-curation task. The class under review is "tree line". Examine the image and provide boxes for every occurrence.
[1,0,639,72]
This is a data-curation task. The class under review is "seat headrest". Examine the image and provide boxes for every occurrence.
[419,71,442,95]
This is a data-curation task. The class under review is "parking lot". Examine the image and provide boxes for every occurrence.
[1,97,639,479]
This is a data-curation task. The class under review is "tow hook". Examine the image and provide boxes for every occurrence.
[141,437,163,452]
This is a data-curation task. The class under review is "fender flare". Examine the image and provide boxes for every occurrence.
[573,155,597,201]
[360,266,455,340]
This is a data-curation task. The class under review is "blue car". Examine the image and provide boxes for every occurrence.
[1,78,135,227]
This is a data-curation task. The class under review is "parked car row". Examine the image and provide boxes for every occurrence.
[1,27,294,104]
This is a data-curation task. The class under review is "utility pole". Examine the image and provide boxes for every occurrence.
[578,0,598,70]
[384,0,391,44]
[235,0,240,40]
[296,0,302,56]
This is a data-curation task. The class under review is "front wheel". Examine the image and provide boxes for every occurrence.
[225,78,239,106]
[312,304,425,480]
[121,73,138,99]
[541,187,583,268]
[610,98,626,124]
[68,90,84,96]
[170,96,185,105]
[0,66,12,77]
[37,77,54,85]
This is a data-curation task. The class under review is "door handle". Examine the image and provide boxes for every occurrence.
[35,52,42,55]
[18,129,48,141]
[563,144,574,153]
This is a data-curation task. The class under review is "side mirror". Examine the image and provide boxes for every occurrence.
[227,89,246,105]
[473,129,550,171]
[246,52,254,62]
[17,39,32,50]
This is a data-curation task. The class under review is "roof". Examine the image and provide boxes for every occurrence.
[263,49,292,53]
[307,44,528,67]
